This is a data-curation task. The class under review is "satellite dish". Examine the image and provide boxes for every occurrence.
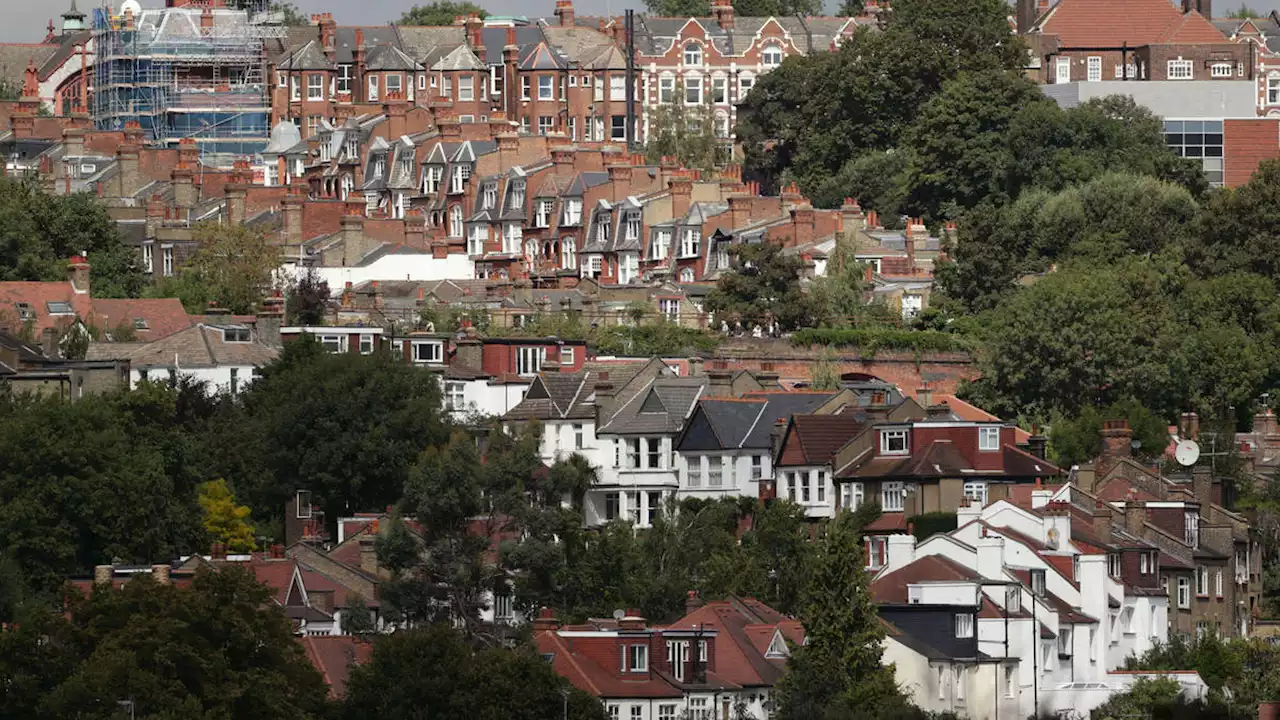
[120,0,142,16]
[612,609,626,620]
[1175,440,1201,467]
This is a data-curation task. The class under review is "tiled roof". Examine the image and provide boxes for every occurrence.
[598,376,707,435]
[1035,0,1226,47]
[667,597,804,689]
[870,555,982,604]
[300,635,373,698]
[84,323,278,367]
[90,298,193,341]
[535,632,684,699]
[777,413,864,467]
[864,511,910,533]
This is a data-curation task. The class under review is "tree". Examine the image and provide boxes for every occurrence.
[1189,159,1280,283]
[808,232,870,327]
[644,86,728,172]
[774,510,909,720]
[197,479,257,553]
[704,242,820,332]
[1090,677,1187,720]
[0,178,145,297]
[838,0,865,15]
[286,267,330,326]
[221,334,449,525]
[0,385,208,598]
[901,71,1050,220]
[397,1,488,25]
[732,0,824,16]
[152,223,282,314]
[1225,3,1261,17]
[642,0,710,15]
[10,566,329,719]
[1048,400,1171,468]
[342,624,607,720]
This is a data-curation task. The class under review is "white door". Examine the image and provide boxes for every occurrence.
[1056,56,1071,84]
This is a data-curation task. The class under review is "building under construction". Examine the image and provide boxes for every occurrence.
[91,1,285,161]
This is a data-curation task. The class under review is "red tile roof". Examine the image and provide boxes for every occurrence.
[91,298,194,341]
[299,635,372,698]
[0,279,194,342]
[534,632,684,699]
[870,555,982,604]
[864,511,910,533]
[668,597,804,689]
[777,413,864,466]
[1038,0,1227,47]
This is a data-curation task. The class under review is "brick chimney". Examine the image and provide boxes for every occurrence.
[533,606,561,631]
[669,177,693,218]
[405,208,426,248]
[553,148,575,174]
[790,203,815,247]
[1098,419,1133,475]
[354,29,366,99]
[1124,494,1146,537]
[341,200,371,265]
[555,0,576,27]
[257,294,285,346]
[67,255,90,294]
[727,194,751,230]
[608,164,632,202]
[455,326,483,370]
[62,127,85,158]
[618,609,646,631]
[840,197,864,238]
[497,132,519,168]
[1093,501,1113,546]
[199,6,214,35]
[318,13,337,60]
[94,564,114,585]
[282,188,304,248]
[710,0,734,28]
[466,13,485,47]
[115,143,141,199]
[503,27,520,118]
[1182,0,1212,17]
[151,563,171,585]
[385,91,408,139]
[1179,411,1200,440]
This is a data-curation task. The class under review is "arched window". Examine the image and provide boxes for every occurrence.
[684,43,702,66]
[562,237,577,270]
[762,44,783,68]
[679,267,695,283]
[340,173,353,200]
[449,205,463,238]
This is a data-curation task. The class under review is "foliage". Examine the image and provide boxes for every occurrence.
[791,328,972,354]
[1090,677,1194,720]
[1124,635,1280,716]
[1048,400,1171,468]
[0,383,211,598]
[1187,159,1280,283]
[644,83,730,172]
[285,267,329,326]
[705,242,821,332]
[0,566,329,719]
[151,223,282,315]
[737,0,1024,197]
[0,80,17,101]
[809,347,840,391]
[808,232,871,327]
[906,512,956,540]
[0,177,145,298]
[838,0,865,15]
[197,479,257,553]
[810,150,909,218]
[396,1,488,24]
[342,624,606,720]
[1225,3,1261,17]
[594,322,721,357]
[775,509,910,720]
[220,334,449,525]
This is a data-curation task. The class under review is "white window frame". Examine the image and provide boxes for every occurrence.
[539,75,554,100]
[962,481,987,508]
[629,644,648,672]
[882,481,904,512]
[1215,569,1223,597]
[1269,75,1280,105]
[1055,56,1071,84]
[411,341,443,364]
[680,229,701,257]
[979,426,1000,451]
[659,75,675,104]
[1186,512,1200,548]
[307,73,324,100]
[445,381,466,411]
[517,346,546,376]
[955,613,974,638]
[467,224,486,256]
[459,75,475,101]
[684,43,702,66]
[561,237,576,270]
[880,429,909,455]
[684,75,703,105]
[1177,577,1191,608]
[337,64,352,94]
[1211,62,1233,78]
[162,247,174,277]
[1086,56,1102,82]
[367,74,379,101]
[1168,59,1193,80]
[762,44,783,68]
[1109,553,1122,578]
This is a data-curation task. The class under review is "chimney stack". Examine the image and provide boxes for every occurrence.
[358,535,380,577]
[67,255,90,295]
[1092,501,1113,546]
[1180,411,1200,441]
[710,0,735,28]
[1099,419,1133,471]
[555,0,576,27]
[94,564,114,585]
[685,590,705,616]
[151,564,171,585]
[1016,0,1036,33]
[533,606,561,631]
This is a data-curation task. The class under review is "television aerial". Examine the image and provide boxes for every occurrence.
[1175,439,1201,467]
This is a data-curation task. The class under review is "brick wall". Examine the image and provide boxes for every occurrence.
[1224,118,1280,186]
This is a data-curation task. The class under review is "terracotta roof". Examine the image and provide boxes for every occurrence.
[669,597,802,689]
[864,511,910,533]
[1036,0,1227,47]
[870,555,982,604]
[1096,478,1159,503]
[90,298,193,341]
[250,558,298,606]
[534,632,684,699]
[924,393,1032,445]
[299,635,372,698]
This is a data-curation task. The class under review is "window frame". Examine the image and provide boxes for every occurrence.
[882,480,905,512]
[1167,59,1193,80]
[955,613,975,639]
[880,428,909,455]
[978,426,1000,451]
[683,43,702,66]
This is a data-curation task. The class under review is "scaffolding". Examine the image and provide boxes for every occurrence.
[91,3,286,159]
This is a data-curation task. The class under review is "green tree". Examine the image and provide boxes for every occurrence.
[808,150,908,218]
[16,566,329,719]
[397,1,488,24]
[1090,677,1186,720]
[775,510,909,720]
[1189,159,1280,283]
[1048,400,1170,468]
[0,178,145,297]
[152,223,281,314]
[1225,3,1261,17]
[342,624,606,720]
[704,242,820,332]
[197,479,257,553]
[642,0,710,15]
[0,385,207,597]
[808,232,869,327]
[901,70,1050,220]
[838,0,865,14]
[731,0,824,17]
[221,334,448,525]
[285,267,329,326]
[644,85,728,172]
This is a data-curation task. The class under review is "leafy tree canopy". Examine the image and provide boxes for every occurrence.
[397,1,488,25]
[197,479,257,553]
[1048,399,1171,468]
[705,242,821,332]
[151,223,282,315]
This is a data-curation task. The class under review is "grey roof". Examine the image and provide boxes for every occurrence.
[432,44,487,71]
[479,26,546,64]
[599,376,708,435]
[632,15,851,57]
[366,44,423,71]
[567,171,610,195]
[263,120,303,155]
[278,40,334,70]
[397,25,469,59]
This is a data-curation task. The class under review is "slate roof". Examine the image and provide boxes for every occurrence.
[0,43,58,91]
[599,376,709,435]
[677,391,836,453]
[84,323,279,368]
[504,358,663,422]
[277,40,333,70]
[366,44,423,71]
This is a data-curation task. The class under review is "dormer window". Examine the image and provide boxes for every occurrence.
[955,613,974,639]
[625,212,641,240]
[509,179,526,210]
[1031,569,1046,597]
[880,428,909,455]
[423,165,442,194]
[346,138,358,158]
[1108,553,1122,578]
[451,164,471,193]
[596,213,611,243]
[483,183,498,209]
[535,199,554,227]
[373,155,385,178]
[222,327,251,343]
[979,426,1000,451]
[563,197,583,225]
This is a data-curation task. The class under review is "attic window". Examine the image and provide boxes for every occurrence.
[764,631,790,659]
[14,302,34,321]
[222,327,251,343]
[1030,569,1046,597]
[133,317,149,330]
[46,301,74,315]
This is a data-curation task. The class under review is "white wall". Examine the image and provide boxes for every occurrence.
[283,253,476,291]
[447,378,528,421]
[133,365,258,395]
[774,466,836,518]
[676,450,769,502]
